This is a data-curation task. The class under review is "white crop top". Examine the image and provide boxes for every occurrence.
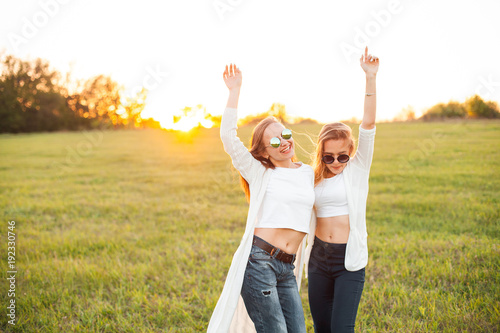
[255,162,315,234]
[314,172,349,218]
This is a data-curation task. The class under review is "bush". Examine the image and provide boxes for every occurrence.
[465,95,500,118]
[421,95,499,120]
[421,101,466,120]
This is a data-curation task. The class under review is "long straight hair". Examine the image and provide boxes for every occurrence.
[240,116,296,202]
[311,122,355,186]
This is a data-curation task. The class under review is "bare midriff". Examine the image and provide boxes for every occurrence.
[315,214,350,243]
[254,228,307,255]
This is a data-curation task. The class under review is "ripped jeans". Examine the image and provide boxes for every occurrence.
[241,240,306,333]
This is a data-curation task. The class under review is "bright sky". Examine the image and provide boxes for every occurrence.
[1,0,499,128]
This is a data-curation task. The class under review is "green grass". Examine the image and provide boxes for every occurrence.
[0,120,498,332]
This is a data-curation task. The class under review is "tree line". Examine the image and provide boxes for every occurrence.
[1,53,498,133]
[0,54,161,133]
[420,95,499,120]
[394,95,500,121]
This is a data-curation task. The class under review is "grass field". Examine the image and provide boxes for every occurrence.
[0,120,499,332]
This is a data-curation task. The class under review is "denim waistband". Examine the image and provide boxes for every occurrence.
[313,236,347,250]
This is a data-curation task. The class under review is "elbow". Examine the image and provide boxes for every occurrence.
[220,131,230,147]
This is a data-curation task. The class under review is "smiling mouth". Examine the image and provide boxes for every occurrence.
[280,145,291,153]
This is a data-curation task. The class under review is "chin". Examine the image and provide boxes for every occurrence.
[329,166,345,175]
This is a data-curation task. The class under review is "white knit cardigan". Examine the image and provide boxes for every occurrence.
[207,107,315,333]
[304,124,376,275]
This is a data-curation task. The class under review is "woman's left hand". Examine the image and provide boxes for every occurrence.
[360,46,379,76]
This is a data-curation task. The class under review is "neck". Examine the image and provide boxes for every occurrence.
[325,170,337,178]
[272,159,297,168]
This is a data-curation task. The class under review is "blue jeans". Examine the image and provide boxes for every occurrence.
[308,236,365,333]
[241,237,306,333]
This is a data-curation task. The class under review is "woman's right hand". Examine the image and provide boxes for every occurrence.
[360,46,379,77]
[223,64,242,91]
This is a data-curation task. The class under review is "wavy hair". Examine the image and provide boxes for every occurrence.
[240,116,297,202]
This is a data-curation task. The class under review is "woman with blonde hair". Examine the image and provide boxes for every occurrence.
[305,47,379,333]
[208,64,315,333]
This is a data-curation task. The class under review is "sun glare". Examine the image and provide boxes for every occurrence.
[164,105,216,132]
[172,116,214,132]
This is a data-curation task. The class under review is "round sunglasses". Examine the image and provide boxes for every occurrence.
[267,129,293,148]
[322,154,350,164]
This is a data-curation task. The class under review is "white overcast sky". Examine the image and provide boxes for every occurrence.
[1,0,499,128]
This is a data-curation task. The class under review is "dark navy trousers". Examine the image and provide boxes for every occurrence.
[308,236,365,333]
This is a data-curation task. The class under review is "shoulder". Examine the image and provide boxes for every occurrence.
[299,162,313,171]
[250,165,273,183]
[315,177,326,189]
[299,163,314,176]
[300,164,315,184]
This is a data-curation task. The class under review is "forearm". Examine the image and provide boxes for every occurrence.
[220,106,261,181]
[226,88,241,109]
[361,74,377,130]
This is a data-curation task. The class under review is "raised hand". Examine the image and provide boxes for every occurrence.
[360,47,379,76]
[223,64,242,91]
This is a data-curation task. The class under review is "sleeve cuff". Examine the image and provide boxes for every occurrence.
[359,125,376,134]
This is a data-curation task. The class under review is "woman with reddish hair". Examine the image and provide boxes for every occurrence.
[306,47,379,333]
[208,64,315,333]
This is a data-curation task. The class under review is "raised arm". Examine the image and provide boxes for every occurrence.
[351,48,379,171]
[220,64,264,181]
[360,46,379,130]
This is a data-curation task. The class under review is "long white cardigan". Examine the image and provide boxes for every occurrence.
[207,107,315,333]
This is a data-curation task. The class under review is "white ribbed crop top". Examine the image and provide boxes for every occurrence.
[255,162,315,234]
[314,172,349,218]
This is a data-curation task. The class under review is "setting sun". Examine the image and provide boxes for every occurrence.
[168,116,214,132]
[160,105,218,132]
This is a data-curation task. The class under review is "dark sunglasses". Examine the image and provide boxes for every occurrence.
[267,129,292,148]
[322,154,350,164]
